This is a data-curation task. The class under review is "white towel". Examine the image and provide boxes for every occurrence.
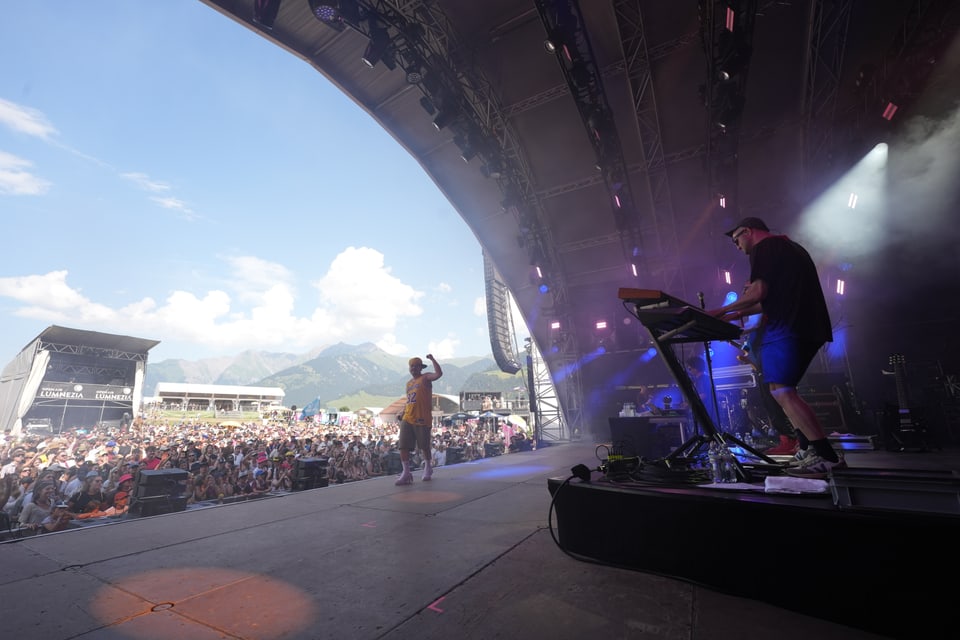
[764,475,829,494]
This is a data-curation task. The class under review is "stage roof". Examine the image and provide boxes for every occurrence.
[198,0,960,430]
[30,326,160,357]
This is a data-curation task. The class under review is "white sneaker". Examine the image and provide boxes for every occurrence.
[787,448,814,467]
[785,453,847,479]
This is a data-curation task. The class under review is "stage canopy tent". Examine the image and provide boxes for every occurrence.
[0,325,159,435]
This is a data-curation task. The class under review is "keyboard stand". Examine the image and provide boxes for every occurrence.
[625,302,782,481]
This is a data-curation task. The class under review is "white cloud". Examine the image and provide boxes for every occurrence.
[150,195,196,219]
[0,247,430,355]
[121,172,171,193]
[0,150,51,195]
[426,336,460,361]
[437,282,452,293]
[0,98,58,139]
[473,296,485,316]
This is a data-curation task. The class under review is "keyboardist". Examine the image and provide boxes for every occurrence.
[708,216,843,479]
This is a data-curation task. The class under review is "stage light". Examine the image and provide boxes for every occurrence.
[719,194,726,208]
[418,95,436,115]
[481,158,503,179]
[538,283,550,294]
[848,192,858,208]
[882,102,898,121]
[550,320,561,330]
[543,28,564,55]
[454,133,478,163]
[361,25,392,69]
[253,0,283,29]
[717,45,751,81]
[724,291,738,305]
[630,263,638,277]
[836,279,845,295]
[725,7,735,31]
[309,1,341,27]
[723,270,732,285]
[432,109,457,131]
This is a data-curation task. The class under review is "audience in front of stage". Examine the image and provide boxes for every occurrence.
[0,413,530,538]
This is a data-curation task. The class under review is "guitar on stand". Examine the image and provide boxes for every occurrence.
[618,288,783,481]
[882,354,931,451]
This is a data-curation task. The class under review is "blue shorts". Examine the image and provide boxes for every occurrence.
[757,338,822,387]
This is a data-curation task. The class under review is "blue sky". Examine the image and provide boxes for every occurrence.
[0,2,503,364]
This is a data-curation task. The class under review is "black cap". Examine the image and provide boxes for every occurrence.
[724,216,769,237]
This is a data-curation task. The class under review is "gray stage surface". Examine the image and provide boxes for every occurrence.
[1,442,886,640]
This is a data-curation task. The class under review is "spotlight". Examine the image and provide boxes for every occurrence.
[717,45,751,81]
[418,95,436,116]
[432,109,457,131]
[309,0,359,30]
[543,28,563,54]
[405,67,423,84]
[480,159,503,179]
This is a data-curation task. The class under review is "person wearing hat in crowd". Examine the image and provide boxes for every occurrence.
[710,216,843,478]
[1,448,26,479]
[110,473,135,511]
[38,499,75,533]
[141,445,163,470]
[395,354,443,485]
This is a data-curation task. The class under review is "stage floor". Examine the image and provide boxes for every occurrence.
[4,441,950,639]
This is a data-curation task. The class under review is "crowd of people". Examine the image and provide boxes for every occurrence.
[0,414,535,539]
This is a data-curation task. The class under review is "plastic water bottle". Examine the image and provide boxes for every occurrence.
[721,445,738,483]
[707,442,722,483]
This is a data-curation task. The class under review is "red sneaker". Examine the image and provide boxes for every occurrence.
[764,435,799,455]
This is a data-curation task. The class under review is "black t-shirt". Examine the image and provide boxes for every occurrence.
[69,490,107,513]
[750,235,832,345]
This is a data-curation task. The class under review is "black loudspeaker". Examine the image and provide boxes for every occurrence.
[134,468,188,498]
[131,469,189,516]
[446,446,464,465]
[292,457,329,491]
[607,417,683,460]
[484,443,504,457]
[133,495,189,517]
[386,450,403,475]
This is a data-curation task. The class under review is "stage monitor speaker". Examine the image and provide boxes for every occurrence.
[132,495,188,517]
[291,457,329,491]
[484,442,504,457]
[446,446,464,465]
[135,468,188,499]
[386,450,403,475]
[608,417,683,460]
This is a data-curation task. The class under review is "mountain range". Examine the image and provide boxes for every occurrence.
[144,343,522,410]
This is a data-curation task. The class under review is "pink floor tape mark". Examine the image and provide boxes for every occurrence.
[361,522,377,528]
[427,597,445,613]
